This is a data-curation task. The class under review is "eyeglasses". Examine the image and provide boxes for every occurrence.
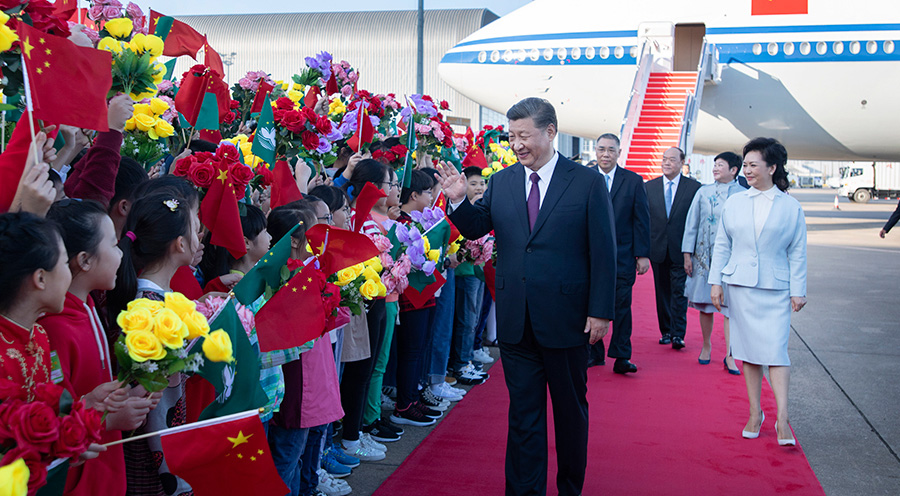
[318,213,334,224]
[379,181,401,190]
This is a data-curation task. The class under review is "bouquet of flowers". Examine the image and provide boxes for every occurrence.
[367,232,411,296]
[120,97,175,170]
[457,235,495,266]
[330,59,359,101]
[172,143,257,201]
[113,292,235,393]
[96,18,167,101]
[231,69,277,123]
[88,1,149,34]
[329,258,387,315]
[0,380,103,494]
[399,94,455,162]
[294,51,333,90]
[271,96,343,168]
[196,296,256,339]
[223,134,274,195]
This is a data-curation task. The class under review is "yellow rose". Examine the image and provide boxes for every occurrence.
[97,37,122,54]
[128,32,147,53]
[182,311,210,340]
[149,98,169,116]
[124,118,136,131]
[350,263,365,279]
[280,81,289,91]
[105,18,134,39]
[364,256,383,272]
[0,23,19,54]
[133,113,157,132]
[127,299,164,314]
[359,279,380,300]
[202,330,234,363]
[287,89,304,103]
[376,281,387,298]
[117,307,154,333]
[164,292,196,317]
[129,91,156,102]
[448,242,460,255]
[0,457,29,496]
[143,35,165,58]
[125,330,167,362]
[481,168,491,178]
[422,237,431,253]
[153,308,188,349]
[336,267,358,286]
[362,266,380,282]
[328,99,346,116]
[132,103,153,117]
[154,119,175,139]
[152,64,165,84]
[427,249,441,262]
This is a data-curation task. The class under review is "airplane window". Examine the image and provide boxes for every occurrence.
[599,46,609,59]
[629,46,638,58]
[833,41,844,55]
[543,48,554,60]
[571,47,581,60]
[478,51,487,63]
[557,47,567,60]
[850,41,860,54]
[585,47,596,59]
[866,41,877,54]
[885,41,895,54]
[767,42,778,55]
[784,42,795,55]
[491,50,500,63]
[800,42,811,55]
[516,49,526,62]
[529,48,540,61]
[816,42,827,55]
[503,50,513,62]
[614,46,624,59]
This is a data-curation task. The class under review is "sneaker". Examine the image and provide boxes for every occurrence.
[474,347,494,363]
[375,417,404,436]
[382,385,397,399]
[359,432,387,453]
[329,443,360,468]
[430,382,464,402]
[462,362,489,379]
[444,375,458,386]
[363,420,400,443]
[414,401,442,419]
[341,440,385,462]
[454,363,486,385]
[391,403,436,426]
[318,468,352,496]
[322,450,352,478]
[381,392,396,410]
[420,387,451,411]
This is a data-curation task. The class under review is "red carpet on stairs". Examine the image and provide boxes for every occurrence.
[374,275,825,495]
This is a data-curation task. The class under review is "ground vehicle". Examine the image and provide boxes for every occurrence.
[838,163,900,203]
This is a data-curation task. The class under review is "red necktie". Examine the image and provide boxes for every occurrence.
[527,172,540,231]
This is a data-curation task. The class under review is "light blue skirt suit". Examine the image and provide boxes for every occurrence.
[708,189,807,366]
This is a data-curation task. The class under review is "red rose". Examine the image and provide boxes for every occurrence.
[301,107,318,122]
[11,401,60,454]
[222,111,237,124]
[216,143,240,163]
[230,100,241,110]
[421,95,434,102]
[286,258,304,271]
[484,125,494,131]
[172,156,193,177]
[31,383,65,413]
[0,397,22,440]
[0,377,23,401]
[390,145,408,157]
[274,97,295,111]
[301,131,319,151]
[52,414,89,460]
[229,163,256,189]
[70,402,102,445]
[315,115,332,135]
[281,110,307,134]
[1,446,47,491]
[371,149,390,164]
[273,108,286,123]
[439,100,450,110]
[189,161,217,189]
[254,165,274,186]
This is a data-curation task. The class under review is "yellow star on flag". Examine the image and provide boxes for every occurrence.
[44,61,50,68]
[257,449,264,455]
[22,37,34,58]
[317,242,326,254]
[217,169,228,183]
[302,285,307,291]
[250,456,257,461]
[292,287,297,292]
[36,68,43,75]
[307,277,313,283]
[45,48,51,55]
[237,453,243,459]
[227,430,253,448]
[38,37,45,44]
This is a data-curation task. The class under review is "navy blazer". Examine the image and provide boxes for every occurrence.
[449,155,617,348]
[646,175,701,263]
[606,166,651,275]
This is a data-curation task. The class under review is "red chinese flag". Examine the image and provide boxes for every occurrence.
[325,73,339,96]
[208,75,233,122]
[751,0,807,15]
[306,224,381,276]
[432,192,461,242]
[0,113,40,212]
[351,182,386,233]
[175,66,212,127]
[204,40,225,83]
[346,106,375,153]
[53,0,77,19]
[270,160,303,209]
[403,271,446,310]
[18,23,111,131]
[150,10,207,58]
[200,166,247,259]
[160,412,287,496]
[250,81,275,114]
[169,266,204,300]
[255,264,328,352]
[304,85,321,109]
[198,129,223,143]
[462,145,488,169]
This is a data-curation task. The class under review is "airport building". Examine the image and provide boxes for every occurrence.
[171,9,589,161]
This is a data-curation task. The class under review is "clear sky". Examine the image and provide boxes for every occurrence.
[143,0,531,17]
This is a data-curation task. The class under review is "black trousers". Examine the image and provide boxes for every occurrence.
[590,271,637,360]
[651,254,688,339]
[499,312,589,496]
[339,299,386,441]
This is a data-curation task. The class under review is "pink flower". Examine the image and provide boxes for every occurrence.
[235,305,255,339]
[414,123,432,135]
[238,77,253,90]
[126,1,143,19]
[87,4,104,20]
[157,80,175,94]
[341,85,352,98]
[104,6,122,19]
[370,234,392,253]
[82,26,101,43]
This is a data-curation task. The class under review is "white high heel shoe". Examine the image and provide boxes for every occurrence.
[776,421,796,446]
[742,411,765,439]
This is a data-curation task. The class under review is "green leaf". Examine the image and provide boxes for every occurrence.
[58,388,74,416]
[136,374,169,393]
[167,359,186,375]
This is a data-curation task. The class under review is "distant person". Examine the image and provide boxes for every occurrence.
[585,159,598,171]
[588,134,650,374]
[646,147,700,350]
[682,151,745,374]
[682,163,691,177]
[879,199,900,238]
[709,137,807,446]
[737,174,750,188]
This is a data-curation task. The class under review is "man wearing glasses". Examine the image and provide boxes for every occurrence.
[645,147,701,350]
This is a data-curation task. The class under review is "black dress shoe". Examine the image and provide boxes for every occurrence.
[671,337,685,349]
[613,359,637,374]
[658,334,672,345]
[587,358,605,368]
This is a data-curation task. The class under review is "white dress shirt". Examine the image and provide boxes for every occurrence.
[599,165,616,192]
[524,152,559,208]
[748,186,778,240]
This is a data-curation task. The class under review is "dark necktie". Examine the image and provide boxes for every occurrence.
[527,172,540,231]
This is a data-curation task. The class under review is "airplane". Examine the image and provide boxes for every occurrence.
[438,0,900,177]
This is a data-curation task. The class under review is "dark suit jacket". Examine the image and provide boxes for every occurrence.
[607,166,651,275]
[449,154,617,348]
[646,174,701,263]
[884,200,900,233]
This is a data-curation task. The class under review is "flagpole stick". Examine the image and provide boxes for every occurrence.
[20,54,39,159]
[102,408,264,447]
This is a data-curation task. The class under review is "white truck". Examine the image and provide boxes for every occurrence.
[838,163,900,203]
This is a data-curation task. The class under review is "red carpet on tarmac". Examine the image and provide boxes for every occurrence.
[374,275,825,495]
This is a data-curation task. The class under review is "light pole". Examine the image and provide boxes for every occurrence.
[416,0,424,95]
[220,51,237,83]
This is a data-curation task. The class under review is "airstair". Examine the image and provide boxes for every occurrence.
[619,32,719,180]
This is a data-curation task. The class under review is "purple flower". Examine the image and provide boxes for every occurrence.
[316,137,332,154]
[409,210,424,224]
[422,260,437,275]
[326,129,343,142]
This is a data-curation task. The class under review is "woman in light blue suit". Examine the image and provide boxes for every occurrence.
[709,138,807,447]
[682,151,746,373]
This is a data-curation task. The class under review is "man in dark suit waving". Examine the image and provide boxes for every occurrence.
[646,147,701,350]
[589,133,651,374]
[436,98,616,496]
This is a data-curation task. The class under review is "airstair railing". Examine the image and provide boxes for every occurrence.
[678,39,715,157]
[619,40,654,169]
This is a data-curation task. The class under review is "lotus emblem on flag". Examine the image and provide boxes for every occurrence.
[259,128,276,151]
[217,365,235,404]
